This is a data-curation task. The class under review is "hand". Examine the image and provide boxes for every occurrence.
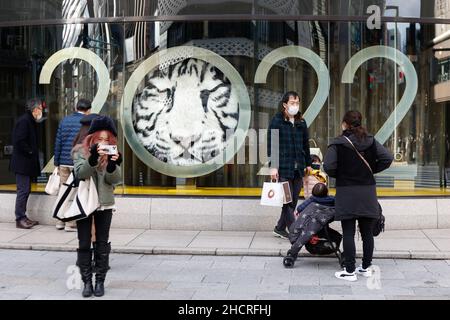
[270,168,279,181]
[305,166,312,174]
[108,152,122,166]
[89,143,99,157]
[294,210,299,218]
[89,143,99,166]
[106,152,122,172]
[97,144,108,157]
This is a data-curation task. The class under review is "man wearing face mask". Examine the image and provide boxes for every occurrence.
[267,91,312,239]
[9,98,44,229]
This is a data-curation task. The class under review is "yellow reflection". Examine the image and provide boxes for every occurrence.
[1,184,449,197]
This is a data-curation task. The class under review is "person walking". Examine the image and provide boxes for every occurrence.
[323,110,393,281]
[54,99,92,231]
[267,91,312,239]
[72,115,121,298]
[10,98,44,229]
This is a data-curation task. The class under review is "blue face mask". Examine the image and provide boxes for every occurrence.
[311,163,321,170]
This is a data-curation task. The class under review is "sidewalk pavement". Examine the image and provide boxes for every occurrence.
[2,249,450,300]
[1,223,450,259]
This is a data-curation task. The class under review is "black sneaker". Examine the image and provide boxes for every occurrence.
[273,227,289,239]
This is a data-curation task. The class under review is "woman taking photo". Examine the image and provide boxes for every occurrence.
[323,110,393,281]
[72,115,122,297]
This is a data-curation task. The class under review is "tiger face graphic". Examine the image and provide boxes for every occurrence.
[132,58,239,166]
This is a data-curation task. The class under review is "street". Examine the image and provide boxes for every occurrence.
[1,249,450,300]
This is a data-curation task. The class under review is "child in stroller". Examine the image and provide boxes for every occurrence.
[303,154,328,199]
[283,183,343,268]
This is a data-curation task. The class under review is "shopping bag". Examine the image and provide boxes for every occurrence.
[63,176,99,222]
[281,181,292,204]
[45,168,61,195]
[52,172,78,221]
[260,181,284,207]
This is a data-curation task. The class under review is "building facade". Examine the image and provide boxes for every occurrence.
[1,0,450,216]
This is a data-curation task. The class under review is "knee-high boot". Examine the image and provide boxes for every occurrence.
[77,249,93,297]
[94,242,110,297]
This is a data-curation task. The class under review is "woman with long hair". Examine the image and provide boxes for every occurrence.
[323,110,393,281]
[72,115,122,297]
[267,91,312,239]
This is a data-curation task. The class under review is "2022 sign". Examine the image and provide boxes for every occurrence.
[39,45,417,178]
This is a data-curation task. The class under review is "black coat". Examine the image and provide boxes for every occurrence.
[323,132,393,220]
[267,112,312,179]
[9,112,41,177]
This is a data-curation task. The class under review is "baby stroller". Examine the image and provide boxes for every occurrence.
[283,202,344,268]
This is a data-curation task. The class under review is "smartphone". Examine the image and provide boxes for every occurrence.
[101,145,118,155]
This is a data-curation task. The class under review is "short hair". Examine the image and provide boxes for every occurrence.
[312,183,328,198]
[76,99,92,111]
[26,98,42,112]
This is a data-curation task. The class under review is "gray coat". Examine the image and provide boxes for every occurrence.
[323,133,393,221]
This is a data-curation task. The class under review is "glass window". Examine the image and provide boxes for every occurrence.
[2,1,450,197]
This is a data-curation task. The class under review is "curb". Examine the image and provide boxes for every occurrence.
[1,243,450,260]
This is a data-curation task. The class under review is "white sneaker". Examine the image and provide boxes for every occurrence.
[335,269,357,282]
[56,221,65,230]
[356,265,373,277]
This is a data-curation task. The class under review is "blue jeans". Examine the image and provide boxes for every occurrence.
[14,174,31,221]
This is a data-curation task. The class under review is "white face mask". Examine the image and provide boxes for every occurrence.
[33,109,44,122]
[287,105,299,116]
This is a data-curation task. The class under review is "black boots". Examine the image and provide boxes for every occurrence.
[77,249,93,297]
[92,242,111,273]
[93,242,110,297]
[78,242,111,297]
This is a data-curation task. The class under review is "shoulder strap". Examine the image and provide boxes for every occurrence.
[342,136,373,174]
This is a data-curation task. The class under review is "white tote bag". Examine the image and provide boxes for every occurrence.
[260,181,284,207]
[52,172,77,221]
[45,168,61,195]
[63,177,99,222]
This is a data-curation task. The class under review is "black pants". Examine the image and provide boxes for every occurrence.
[77,210,113,250]
[15,174,31,221]
[276,170,302,231]
[341,218,377,273]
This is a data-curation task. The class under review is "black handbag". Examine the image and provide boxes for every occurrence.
[373,203,385,237]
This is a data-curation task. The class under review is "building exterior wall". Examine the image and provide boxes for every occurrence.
[1,1,450,206]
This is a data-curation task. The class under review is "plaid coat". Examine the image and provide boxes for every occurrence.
[267,112,312,179]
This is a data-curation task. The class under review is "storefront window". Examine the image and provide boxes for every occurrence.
[2,1,450,196]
